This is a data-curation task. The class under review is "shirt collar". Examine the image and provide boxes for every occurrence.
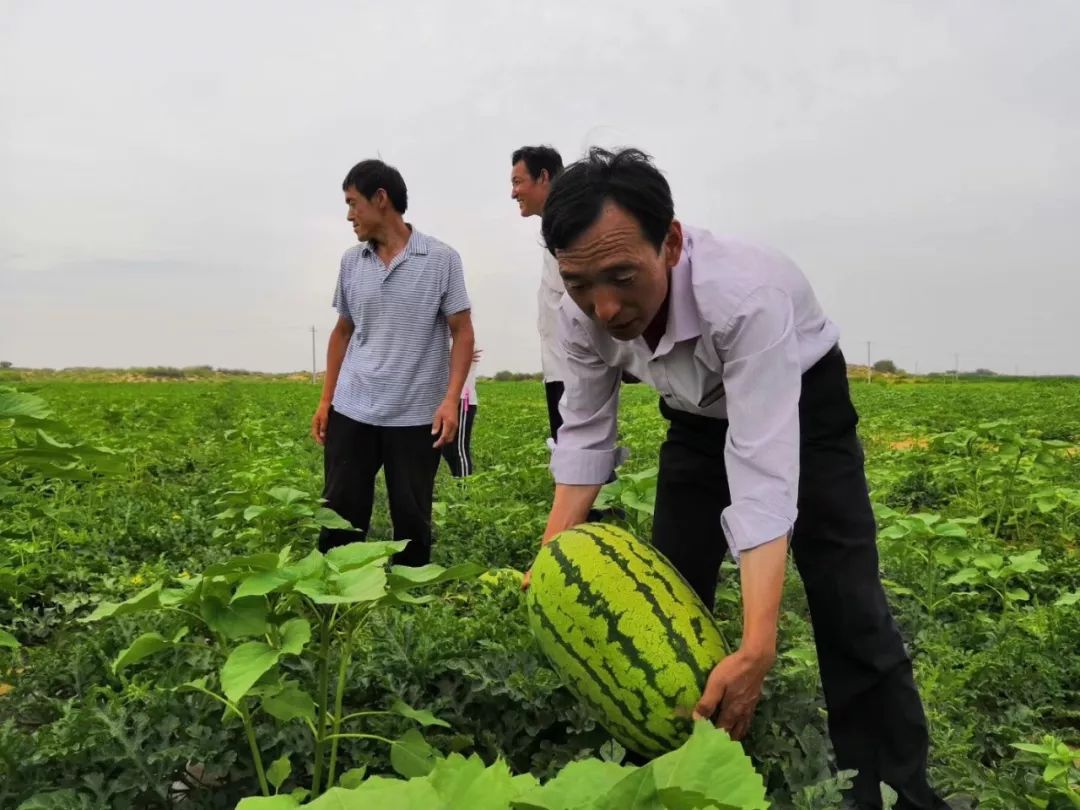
[651,230,702,357]
[360,225,429,258]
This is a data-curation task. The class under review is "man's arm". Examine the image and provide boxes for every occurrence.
[432,311,475,448]
[311,316,355,445]
[521,310,624,589]
[542,483,604,543]
[694,285,803,739]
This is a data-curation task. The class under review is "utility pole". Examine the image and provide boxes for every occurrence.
[310,326,317,384]
[866,341,872,383]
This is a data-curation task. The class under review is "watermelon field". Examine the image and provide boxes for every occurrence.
[2,376,1079,809]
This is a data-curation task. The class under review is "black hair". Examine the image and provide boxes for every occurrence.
[541,147,673,255]
[342,159,408,214]
[511,145,564,181]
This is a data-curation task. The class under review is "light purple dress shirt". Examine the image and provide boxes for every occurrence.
[550,226,841,559]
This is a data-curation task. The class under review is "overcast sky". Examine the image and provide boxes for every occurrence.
[3,0,1078,375]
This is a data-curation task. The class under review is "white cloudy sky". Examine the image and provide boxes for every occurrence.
[2,0,1078,375]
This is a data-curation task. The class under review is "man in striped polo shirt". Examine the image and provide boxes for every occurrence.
[311,159,475,567]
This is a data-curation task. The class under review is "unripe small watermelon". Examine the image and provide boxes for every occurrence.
[526,523,728,756]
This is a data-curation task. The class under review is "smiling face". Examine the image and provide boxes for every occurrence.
[510,160,551,218]
[556,202,683,340]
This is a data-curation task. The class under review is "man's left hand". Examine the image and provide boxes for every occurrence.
[692,648,775,741]
[431,399,460,448]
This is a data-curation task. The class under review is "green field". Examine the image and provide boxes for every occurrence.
[2,379,1079,808]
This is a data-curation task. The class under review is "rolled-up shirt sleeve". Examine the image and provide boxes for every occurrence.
[717,286,801,560]
[549,308,627,485]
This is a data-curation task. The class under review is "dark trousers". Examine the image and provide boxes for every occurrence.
[651,347,946,810]
[544,380,564,441]
[318,408,440,567]
[441,402,477,477]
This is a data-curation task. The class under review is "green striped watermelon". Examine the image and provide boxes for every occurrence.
[525,523,729,757]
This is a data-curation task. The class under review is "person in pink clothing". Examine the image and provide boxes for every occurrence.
[441,349,481,477]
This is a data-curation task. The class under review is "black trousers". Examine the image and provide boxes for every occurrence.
[441,402,477,478]
[651,347,946,810]
[318,408,440,567]
[544,380,564,441]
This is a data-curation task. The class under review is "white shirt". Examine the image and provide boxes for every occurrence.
[537,250,567,382]
[460,361,479,407]
[550,226,840,558]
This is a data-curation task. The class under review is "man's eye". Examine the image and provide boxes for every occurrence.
[613,273,635,286]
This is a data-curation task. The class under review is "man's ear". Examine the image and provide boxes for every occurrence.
[664,219,684,268]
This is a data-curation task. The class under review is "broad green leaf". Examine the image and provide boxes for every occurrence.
[427,754,487,800]
[268,486,307,505]
[1043,761,1068,783]
[658,786,725,809]
[232,570,293,602]
[945,568,981,586]
[82,581,163,622]
[279,618,311,655]
[1007,549,1048,574]
[314,507,352,529]
[0,629,19,649]
[391,728,439,778]
[267,755,291,791]
[428,755,532,809]
[235,797,301,810]
[0,388,51,421]
[112,631,175,673]
[387,561,485,591]
[878,525,908,541]
[325,540,408,571]
[261,682,317,724]
[933,522,967,538]
[516,758,632,810]
[622,490,656,516]
[203,596,270,639]
[385,591,437,606]
[244,505,268,522]
[221,641,282,703]
[1054,590,1080,607]
[203,553,281,578]
[973,553,1004,571]
[16,789,95,810]
[596,765,663,810]
[282,549,325,581]
[649,721,768,810]
[1006,588,1030,603]
[310,780,440,809]
[339,766,368,788]
[330,565,388,604]
[390,699,451,728]
[1012,742,1057,755]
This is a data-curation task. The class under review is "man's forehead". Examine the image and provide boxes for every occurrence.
[556,222,643,266]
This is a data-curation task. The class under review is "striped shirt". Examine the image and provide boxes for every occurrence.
[331,228,471,426]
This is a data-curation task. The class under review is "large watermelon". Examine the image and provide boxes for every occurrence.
[525,523,729,757]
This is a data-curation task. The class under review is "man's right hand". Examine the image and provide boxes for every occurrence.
[311,402,331,445]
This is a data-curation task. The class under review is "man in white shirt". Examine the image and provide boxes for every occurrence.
[510,145,568,438]
[529,147,948,810]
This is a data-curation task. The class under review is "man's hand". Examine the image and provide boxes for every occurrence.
[311,402,331,445]
[693,647,775,741]
[522,483,604,591]
[431,398,460,448]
